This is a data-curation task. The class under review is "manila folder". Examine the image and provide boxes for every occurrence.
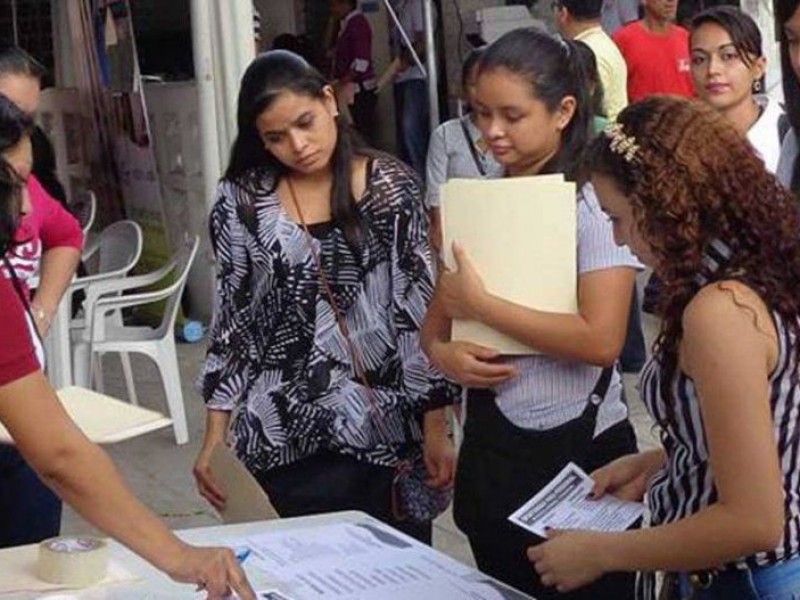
[442,176,578,354]
[209,443,280,524]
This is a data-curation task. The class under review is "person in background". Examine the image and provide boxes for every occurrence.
[690,6,784,174]
[0,93,254,600]
[329,0,377,145]
[555,0,629,120]
[194,51,457,545]
[614,0,693,313]
[571,40,648,375]
[601,0,640,36]
[572,40,609,132]
[776,0,800,192]
[389,0,431,176]
[0,45,83,549]
[530,94,800,600]
[0,45,82,334]
[253,3,265,55]
[422,29,639,599]
[613,0,694,102]
[425,47,502,251]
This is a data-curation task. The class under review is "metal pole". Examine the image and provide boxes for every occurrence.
[11,0,19,46]
[382,0,427,76]
[422,0,440,130]
[190,0,223,211]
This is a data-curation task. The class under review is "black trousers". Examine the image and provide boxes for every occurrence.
[256,451,432,545]
[454,393,638,599]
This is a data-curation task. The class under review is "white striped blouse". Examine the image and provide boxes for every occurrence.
[639,310,800,598]
[488,183,641,434]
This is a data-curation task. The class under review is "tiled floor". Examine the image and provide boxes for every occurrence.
[61,314,661,568]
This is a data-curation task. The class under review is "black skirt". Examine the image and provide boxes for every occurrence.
[454,389,639,599]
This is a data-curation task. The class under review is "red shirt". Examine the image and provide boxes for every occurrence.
[613,21,694,102]
[1,174,83,295]
[333,9,374,86]
[0,275,39,387]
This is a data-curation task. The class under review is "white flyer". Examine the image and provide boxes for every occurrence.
[509,462,644,538]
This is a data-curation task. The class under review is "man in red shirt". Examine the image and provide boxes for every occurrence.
[613,0,694,102]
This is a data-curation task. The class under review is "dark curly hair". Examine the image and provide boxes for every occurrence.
[585,96,800,426]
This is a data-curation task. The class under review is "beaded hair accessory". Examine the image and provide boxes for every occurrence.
[604,123,640,164]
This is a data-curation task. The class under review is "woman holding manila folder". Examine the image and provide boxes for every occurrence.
[422,28,640,600]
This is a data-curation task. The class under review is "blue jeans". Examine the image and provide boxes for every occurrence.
[0,444,61,548]
[677,557,800,599]
[393,79,430,177]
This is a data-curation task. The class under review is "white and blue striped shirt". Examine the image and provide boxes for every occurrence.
[480,183,642,434]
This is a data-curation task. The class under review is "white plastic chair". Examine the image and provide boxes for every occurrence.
[82,191,97,251]
[72,236,200,445]
[75,190,97,236]
[69,220,143,403]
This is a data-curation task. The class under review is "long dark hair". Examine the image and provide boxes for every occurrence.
[778,0,800,193]
[0,92,33,255]
[586,96,800,428]
[225,50,366,248]
[573,40,606,119]
[477,29,592,180]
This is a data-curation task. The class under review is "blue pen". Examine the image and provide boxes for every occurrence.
[235,547,252,564]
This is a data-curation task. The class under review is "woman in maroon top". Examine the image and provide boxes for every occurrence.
[0,94,254,600]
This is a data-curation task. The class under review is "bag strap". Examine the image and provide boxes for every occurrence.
[582,365,615,430]
[286,177,396,445]
[2,256,46,357]
[590,366,614,405]
[459,117,487,177]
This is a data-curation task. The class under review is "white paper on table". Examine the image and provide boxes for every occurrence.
[509,462,644,538]
[0,543,138,594]
[232,521,531,599]
[0,386,172,445]
[441,176,578,354]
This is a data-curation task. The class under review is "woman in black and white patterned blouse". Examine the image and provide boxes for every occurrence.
[193,50,457,543]
[530,96,800,599]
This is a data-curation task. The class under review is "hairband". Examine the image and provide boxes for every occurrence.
[604,123,640,164]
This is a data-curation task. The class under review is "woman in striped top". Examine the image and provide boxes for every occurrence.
[422,29,640,599]
[530,96,800,599]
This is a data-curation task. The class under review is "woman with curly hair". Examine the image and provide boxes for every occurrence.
[529,95,800,599]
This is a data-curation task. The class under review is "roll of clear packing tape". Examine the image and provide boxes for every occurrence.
[36,536,108,587]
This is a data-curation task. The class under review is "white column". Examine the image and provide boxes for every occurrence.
[211,0,256,157]
[190,0,223,211]
[422,0,440,129]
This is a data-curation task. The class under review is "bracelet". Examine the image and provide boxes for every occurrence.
[30,302,53,329]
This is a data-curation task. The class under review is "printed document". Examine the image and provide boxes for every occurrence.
[509,463,644,538]
[234,520,531,599]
